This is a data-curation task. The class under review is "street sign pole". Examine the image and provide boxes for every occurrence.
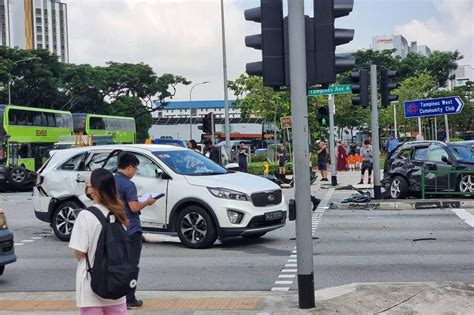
[444,115,450,142]
[418,117,423,140]
[434,117,438,140]
[393,103,398,139]
[370,65,382,200]
[288,0,314,309]
[328,94,337,186]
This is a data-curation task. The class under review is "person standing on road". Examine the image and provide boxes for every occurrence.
[336,141,348,171]
[317,140,328,181]
[278,143,287,175]
[204,140,220,164]
[238,141,249,172]
[69,168,128,315]
[358,140,373,185]
[115,152,157,309]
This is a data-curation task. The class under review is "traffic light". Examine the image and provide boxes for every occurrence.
[313,0,355,85]
[351,69,369,107]
[380,69,400,107]
[201,113,213,134]
[317,107,329,127]
[245,0,285,88]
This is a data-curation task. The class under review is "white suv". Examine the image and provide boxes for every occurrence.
[34,145,287,248]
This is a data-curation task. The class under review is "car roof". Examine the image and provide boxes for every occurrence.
[402,140,445,147]
[52,144,187,156]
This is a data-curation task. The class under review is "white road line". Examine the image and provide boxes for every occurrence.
[281,269,297,273]
[288,259,297,262]
[285,264,297,267]
[279,274,296,278]
[21,240,34,243]
[31,237,43,240]
[290,255,297,258]
[451,209,474,227]
[14,243,24,246]
[271,287,290,292]
[275,281,293,285]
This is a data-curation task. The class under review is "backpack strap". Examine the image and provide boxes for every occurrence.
[84,206,107,274]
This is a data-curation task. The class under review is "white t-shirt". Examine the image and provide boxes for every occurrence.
[69,204,127,308]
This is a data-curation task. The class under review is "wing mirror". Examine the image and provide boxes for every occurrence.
[441,155,451,165]
[155,168,164,178]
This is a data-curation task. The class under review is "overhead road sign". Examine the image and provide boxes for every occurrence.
[403,96,464,118]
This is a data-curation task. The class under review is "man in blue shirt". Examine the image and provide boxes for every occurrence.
[386,132,400,154]
[115,152,156,309]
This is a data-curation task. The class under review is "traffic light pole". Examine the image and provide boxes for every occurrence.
[328,94,337,186]
[370,65,382,200]
[288,0,315,309]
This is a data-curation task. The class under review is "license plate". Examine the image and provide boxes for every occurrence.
[265,211,283,221]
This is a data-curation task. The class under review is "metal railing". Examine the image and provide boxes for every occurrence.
[421,168,474,199]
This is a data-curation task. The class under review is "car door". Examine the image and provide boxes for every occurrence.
[409,146,429,191]
[425,144,453,191]
[129,152,169,229]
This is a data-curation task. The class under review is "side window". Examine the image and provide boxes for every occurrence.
[414,147,428,161]
[134,153,161,178]
[427,145,448,162]
[103,155,118,172]
[398,149,412,160]
[86,152,111,171]
[59,153,86,171]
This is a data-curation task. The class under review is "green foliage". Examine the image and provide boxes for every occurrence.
[248,162,293,175]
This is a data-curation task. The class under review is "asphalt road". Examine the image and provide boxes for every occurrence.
[1,189,473,293]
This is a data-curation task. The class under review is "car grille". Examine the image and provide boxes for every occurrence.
[251,190,282,207]
[247,212,287,228]
[1,240,13,252]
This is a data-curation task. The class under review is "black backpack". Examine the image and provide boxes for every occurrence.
[85,206,139,300]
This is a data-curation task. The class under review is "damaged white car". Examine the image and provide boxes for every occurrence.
[33,145,287,248]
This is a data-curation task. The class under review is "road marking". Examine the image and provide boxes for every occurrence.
[279,274,296,278]
[451,209,474,227]
[290,255,297,258]
[281,269,297,273]
[275,281,293,285]
[31,237,43,240]
[271,287,290,292]
[285,264,297,267]
[14,243,24,246]
[288,259,297,262]
[21,240,35,243]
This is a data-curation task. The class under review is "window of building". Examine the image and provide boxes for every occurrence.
[35,8,41,14]
[36,17,42,23]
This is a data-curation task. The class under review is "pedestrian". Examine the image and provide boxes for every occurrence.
[336,141,348,171]
[278,143,287,175]
[187,139,201,154]
[69,168,128,315]
[385,132,400,154]
[204,140,220,164]
[358,140,373,185]
[238,141,249,172]
[115,152,157,309]
[317,140,328,181]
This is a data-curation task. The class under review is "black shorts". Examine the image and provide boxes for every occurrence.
[361,161,373,175]
[317,161,327,171]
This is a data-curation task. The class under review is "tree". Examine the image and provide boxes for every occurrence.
[109,96,152,143]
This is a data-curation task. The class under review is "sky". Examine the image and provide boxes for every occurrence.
[68,0,474,101]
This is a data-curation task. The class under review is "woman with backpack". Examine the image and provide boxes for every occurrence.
[69,168,129,315]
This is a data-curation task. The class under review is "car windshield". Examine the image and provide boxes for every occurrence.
[450,145,474,162]
[153,150,228,175]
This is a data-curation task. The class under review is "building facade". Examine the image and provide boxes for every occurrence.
[449,65,474,88]
[153,100,241,119]
[0,0,68,62]
[372,34,431,58]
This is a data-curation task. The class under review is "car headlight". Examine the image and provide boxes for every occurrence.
[227,210,244,224]
[207,187,249,201]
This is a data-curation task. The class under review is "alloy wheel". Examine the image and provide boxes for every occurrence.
[56,206,76,237]
[390,178,401,198]
[11,169,26,183]
[459,175,474,193]
[180,212,208,244]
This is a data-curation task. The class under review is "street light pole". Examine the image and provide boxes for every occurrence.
[189,81,209,139]
[7,57,40,105]
[220,0,230,150]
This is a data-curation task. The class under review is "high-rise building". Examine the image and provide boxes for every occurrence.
[0,0,68,62]
[372,34,409,58]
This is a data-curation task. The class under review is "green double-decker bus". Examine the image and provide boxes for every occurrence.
[0,105,74,174]
[72,113,136,144]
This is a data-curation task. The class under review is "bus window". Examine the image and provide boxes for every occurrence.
[26,112,34,126]
[33,112,42,126]
[90,117,105,130]
[8,110,17,125]
[17,111,27,125]
[72,113,86,132]
[47,113,56,127]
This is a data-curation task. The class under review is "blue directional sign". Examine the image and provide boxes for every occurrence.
[403,96,464,118]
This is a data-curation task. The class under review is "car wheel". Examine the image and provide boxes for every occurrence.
[0,265,4,275]
[242,232,267,239]
[176,206,217,249]
[52,201,80,242]
[459,174,474,194]
[9,167,27,185]
[389,176,408,199]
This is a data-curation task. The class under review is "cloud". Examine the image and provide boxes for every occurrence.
[68,0,259,101]
[394,0,473,64]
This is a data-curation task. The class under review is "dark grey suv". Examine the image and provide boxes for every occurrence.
[383,141,474,199]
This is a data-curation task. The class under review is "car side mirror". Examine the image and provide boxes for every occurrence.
[441,155,451,165]
[155,169,164,178]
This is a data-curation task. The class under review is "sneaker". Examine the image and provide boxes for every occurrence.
[358,180,363,185]
[127,299,144,309]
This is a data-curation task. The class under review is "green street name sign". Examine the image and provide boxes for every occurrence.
[308,84,352,96]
